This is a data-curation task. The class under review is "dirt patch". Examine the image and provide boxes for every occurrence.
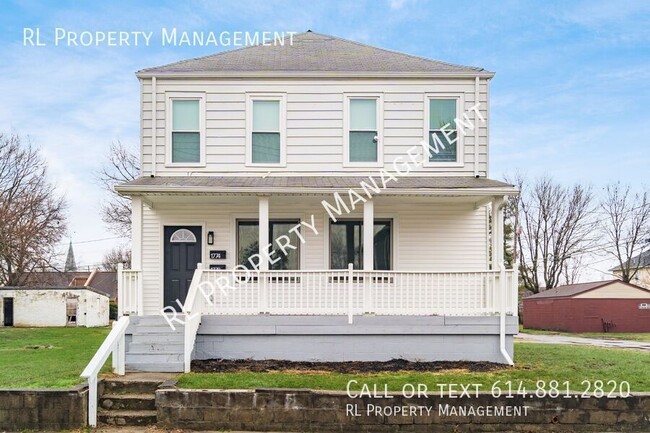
[191,358,505,374]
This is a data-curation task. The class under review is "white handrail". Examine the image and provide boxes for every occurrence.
[81,316,130,427]
[182,263,205,373]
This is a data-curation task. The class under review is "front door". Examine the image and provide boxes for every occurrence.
[3,298,14,327]
[164,226,202,310]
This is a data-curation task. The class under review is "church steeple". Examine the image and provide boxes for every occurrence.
[64,241,77,272]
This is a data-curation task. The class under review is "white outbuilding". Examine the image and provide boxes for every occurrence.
[0,286,109,327]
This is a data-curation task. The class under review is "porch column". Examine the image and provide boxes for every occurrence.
[363,199,374,270]
[131,196,142,270]
[131,196,143,315]
[258,196,269,271]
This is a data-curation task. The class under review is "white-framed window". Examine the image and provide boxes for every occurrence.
[344,94,383,167]
[246,94,286,166]
[423,94,463,166]
[166,94,205,166]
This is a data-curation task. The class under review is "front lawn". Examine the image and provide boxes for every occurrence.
[0,327,110,388]
[178,343,650,391]
[519,325,650,342]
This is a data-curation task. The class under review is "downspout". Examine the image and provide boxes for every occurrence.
[473,76,480,178]
[151,76,157,177]
[493,196,514,365]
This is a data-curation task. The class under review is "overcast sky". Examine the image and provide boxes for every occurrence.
[1,0,648,278]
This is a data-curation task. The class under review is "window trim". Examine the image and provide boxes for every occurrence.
[165,93,206,167]
[423,94,464,168]
[343,93,383,168]
[246,93,287,167]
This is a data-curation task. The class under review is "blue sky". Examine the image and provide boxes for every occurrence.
[1,0,649,275]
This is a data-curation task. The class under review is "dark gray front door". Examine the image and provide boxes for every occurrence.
[164,226,202,310]
[3,298,13,327]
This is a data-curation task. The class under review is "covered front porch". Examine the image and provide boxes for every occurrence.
[114,175,519,369]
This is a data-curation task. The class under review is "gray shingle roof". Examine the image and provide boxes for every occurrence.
[610,250,650,271]
[138,32,491,76]
[116,176,516,195]
[524,280,650,300]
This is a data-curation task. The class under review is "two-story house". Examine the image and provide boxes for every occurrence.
[114,31,519,372]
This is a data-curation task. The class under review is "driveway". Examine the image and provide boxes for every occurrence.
[516,332,650,351]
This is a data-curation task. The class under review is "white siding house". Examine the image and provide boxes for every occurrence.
[112,32,519,372]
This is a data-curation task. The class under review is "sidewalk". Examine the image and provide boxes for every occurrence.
[516,332,650,351]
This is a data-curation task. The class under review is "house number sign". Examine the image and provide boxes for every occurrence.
[209,250,227,260]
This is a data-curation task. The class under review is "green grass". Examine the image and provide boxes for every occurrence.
[178,343,650,391]
[0,327,111,388]
[519,325,650,342]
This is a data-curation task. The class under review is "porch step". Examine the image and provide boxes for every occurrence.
[127,351,184,363]
[129,342,184,352]
[132,325,184,334]
[126,361,184,373]
[98,410,157,426]
[131,333,184,344]
[100,394,156,411]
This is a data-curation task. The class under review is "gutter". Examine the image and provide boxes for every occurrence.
[135,70,496,79]
[114,184,519,197]
[493,196,514,366]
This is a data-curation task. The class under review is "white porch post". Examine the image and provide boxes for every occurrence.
[363,199,374,313]
[131,196,143,315]
[258,196,269,271]
[363,199,374,270]
[258,196,269,313]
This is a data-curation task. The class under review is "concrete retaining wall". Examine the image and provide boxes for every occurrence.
[195,315,517,363]
[157,388,650,432]
[0,385,88,431]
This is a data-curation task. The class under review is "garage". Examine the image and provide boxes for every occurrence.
[523,280,650,333]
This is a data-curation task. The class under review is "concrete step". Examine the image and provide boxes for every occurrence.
[129,342,184,353]
[126,361,184,373]
[102,377,165,394]
[98,410,157,426]
[100,394,156,411]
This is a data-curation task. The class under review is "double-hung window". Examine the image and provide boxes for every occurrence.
[248,95,285,165]
[169,98,203,164]
[346,96,381,165]
[427,97,459,163]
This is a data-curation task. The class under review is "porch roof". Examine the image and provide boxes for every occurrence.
[116,175,517,197]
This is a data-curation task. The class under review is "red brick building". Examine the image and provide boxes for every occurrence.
[523,280,650,333]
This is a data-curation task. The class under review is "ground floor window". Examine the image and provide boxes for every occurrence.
[237,220,300,270]
[329,219,392,270]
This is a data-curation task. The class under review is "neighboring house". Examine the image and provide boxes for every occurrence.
[0,286,109,327]
[610,250,650,289]
[522,280,650,333]
[113,31,519,372]
[20,270,118,301]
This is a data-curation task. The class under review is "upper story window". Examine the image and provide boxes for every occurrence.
[247,94,286,166]
[345,95,382,166]
[426,97,460,164]
[167,95,205,166]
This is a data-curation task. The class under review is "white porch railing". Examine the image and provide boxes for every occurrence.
[191,268,518,317]
[117,263,142,316]
[80,316,129,427]
[182,264,206,373]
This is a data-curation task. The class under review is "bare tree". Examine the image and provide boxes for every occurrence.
[0,132,67,286]
[509,175,596,293]
[97,141,139,237]
[600,183,650,282]
[101,245,132,271]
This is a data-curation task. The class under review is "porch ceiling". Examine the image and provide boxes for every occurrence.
[116,175,518,197]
